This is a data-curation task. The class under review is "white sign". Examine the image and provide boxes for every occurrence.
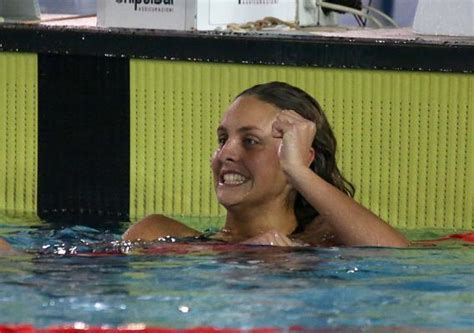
[97,0,297,31]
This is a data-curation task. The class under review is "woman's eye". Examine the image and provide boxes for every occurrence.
[217,137,226,147]
[244,137,259,146]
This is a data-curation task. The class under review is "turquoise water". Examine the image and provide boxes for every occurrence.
[0,218,473,331]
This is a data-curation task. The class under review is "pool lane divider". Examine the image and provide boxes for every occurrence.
[0,325,438,333]
[0,325,283,333]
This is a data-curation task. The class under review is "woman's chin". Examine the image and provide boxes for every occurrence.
[217,195,243,209]
[216,190,249,209]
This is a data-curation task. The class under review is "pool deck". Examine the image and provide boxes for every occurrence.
[36,14,474,45]
[0,14,473,73]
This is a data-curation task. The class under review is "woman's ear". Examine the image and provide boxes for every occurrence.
[307,148,315,167]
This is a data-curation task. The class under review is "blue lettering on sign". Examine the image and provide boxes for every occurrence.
[115,0,174,11]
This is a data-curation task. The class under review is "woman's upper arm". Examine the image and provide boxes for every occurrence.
[122,214,201,241]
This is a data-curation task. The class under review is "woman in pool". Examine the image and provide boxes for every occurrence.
[123,82,408,247]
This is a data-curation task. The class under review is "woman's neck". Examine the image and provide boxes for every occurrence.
[221,203,298,242]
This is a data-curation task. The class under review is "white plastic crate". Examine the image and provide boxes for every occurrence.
[0,0,41,21]
[413,0,474,36]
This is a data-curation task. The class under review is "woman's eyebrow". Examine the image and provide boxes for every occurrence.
[238,126,263,133]
[217,125,262,133]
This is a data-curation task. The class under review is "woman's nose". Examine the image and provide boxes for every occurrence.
[218,139,241,162]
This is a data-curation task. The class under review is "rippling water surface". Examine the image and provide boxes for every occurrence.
[0,217,473,331]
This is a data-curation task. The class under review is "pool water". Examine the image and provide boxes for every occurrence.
[0,218,473,331]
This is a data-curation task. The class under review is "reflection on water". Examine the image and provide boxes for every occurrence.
[0,219,473,330]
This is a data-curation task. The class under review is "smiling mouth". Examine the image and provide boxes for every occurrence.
[220,173,248,186]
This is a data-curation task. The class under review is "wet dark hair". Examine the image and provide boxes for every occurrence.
[237,81,355,229]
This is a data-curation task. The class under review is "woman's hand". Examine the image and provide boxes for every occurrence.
[271,110,316,174]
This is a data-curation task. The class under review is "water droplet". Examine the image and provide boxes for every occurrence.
[178,305,190,313]
[94,302,106,310]
[121,323,146,330]
[347,267,359,273]
[73,322,88,329]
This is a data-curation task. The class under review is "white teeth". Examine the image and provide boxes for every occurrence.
[222,173,247,185]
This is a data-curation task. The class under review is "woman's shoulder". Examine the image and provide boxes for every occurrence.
[122,214,201,241]
[293,216,343,247]
[0,237,13,252]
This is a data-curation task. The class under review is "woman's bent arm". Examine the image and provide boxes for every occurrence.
[288,167,409,247]
[273,110,408,247]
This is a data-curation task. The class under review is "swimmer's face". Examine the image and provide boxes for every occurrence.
[211,96,291,210]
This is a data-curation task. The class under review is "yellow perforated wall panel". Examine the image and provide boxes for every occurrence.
[0,53,38,218]
[130,60,472,230]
